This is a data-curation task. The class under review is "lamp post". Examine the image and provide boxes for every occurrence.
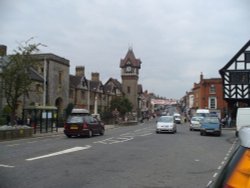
[94,95,98,114]
[87,80,90,111]
[43,57,47,106]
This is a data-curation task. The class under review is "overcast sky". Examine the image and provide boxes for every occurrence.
[1,0,249,99]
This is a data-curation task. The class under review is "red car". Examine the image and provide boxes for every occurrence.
[64,115,105,138]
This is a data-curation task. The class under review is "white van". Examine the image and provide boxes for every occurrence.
[196,109,210,118]
[236,107,250,137]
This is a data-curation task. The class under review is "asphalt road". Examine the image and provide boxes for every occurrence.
[0,120,237,188]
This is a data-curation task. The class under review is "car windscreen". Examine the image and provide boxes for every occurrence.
[67,116,84,123]
[158,116,173,123]
[203,117,219,124]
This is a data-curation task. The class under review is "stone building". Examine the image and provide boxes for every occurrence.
[0,48,70,117]
[120,48,142,114]
[69,67,118,114]
[30,54,70,115]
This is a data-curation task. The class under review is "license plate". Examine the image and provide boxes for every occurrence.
[70,126,78,130]
[206,130,214,132]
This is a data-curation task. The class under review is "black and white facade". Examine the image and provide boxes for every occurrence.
[219,40,250,104]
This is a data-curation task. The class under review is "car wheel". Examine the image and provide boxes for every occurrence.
[190,128,192,131]
[156,131,159,134]
[88,130,93,138]
[66,134,71,138]
[99,128,104,136]
[235,131,238,137]
[200,131,203,136]
[217,132,221,137]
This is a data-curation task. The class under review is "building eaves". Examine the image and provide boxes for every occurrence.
[31,53,70,67]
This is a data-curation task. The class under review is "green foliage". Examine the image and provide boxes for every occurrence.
[65,103,74,117]
[110,97,133,117]
[1,39,43,124]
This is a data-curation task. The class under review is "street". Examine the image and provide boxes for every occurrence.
[0,120,237,188]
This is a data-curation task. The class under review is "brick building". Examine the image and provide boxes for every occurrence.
[192,73,228,118]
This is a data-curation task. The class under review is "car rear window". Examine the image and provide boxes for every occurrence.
[67,116,85,123]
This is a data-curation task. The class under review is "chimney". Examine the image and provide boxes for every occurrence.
[75,66,85,77]
[0,45,7,56]
[200,72,203,82]
[91,72,100,81]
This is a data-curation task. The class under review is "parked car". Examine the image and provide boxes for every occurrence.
[64,114,105,138]
[189,116,203,131]
[209,126,250,187]
[200,116,221,136]
[156,116,177,134]
[173,113,181,124]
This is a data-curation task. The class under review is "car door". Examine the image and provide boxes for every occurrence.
[88,116,99,134]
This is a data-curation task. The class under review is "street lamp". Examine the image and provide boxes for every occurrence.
[87,80,90,111]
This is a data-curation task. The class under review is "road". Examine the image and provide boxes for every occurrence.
[0,120,237,188]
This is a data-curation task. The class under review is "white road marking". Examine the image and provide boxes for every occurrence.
[213,173,218,178]
[26,145,91,161]
[206,180,213,187]
[0,164,15,168]
[138,133,152,136]
[6,144,20,147]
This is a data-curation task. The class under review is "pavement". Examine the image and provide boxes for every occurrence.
[32,124,117,138]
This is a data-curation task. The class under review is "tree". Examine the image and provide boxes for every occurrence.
[110,97,133,118]
[1,40,42,125]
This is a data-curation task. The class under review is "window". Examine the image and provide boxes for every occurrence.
[230,72,249,84]
[246,52,250,62]
[69,89,74,99]
[210,85,216,94]
[127,86,130,94]
[58,71,63,85]
[209,97,217,109]
[81,91,85,99]
[36,84,41,92]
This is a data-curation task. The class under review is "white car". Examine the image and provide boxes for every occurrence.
[189,116,203,131]
[173,113,181,124]
[156,116,177,134]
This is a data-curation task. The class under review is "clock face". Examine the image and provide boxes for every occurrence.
[126,66,132,72]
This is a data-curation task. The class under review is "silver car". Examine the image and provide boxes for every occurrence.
[156,116,177,134]
[189,116,203,131]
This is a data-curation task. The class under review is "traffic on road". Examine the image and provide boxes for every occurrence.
[0,113,237,188]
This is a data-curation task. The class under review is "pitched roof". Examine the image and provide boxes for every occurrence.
[104,77,123,93]
[120,48,142,68]
[219,40,250,74]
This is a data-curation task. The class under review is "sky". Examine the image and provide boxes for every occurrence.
[1,0,250,99]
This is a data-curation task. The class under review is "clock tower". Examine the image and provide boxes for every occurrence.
[120,48,142,113]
